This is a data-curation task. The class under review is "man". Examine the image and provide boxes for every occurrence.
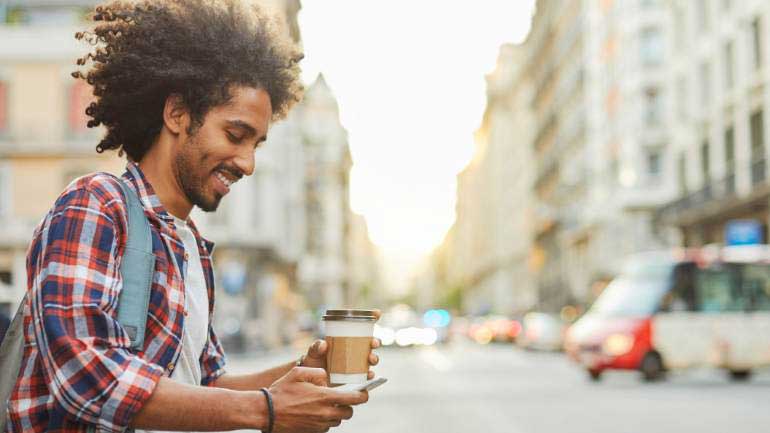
[6,1,379,432]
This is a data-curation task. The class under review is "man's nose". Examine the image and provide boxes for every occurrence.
[233,149,255,177]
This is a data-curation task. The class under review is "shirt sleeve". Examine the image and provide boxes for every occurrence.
[29,186,164,433]
[200,322,227,386]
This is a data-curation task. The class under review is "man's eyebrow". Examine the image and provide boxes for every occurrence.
[225,119,258,136]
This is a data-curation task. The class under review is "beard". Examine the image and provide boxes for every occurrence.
[173,132,223,213]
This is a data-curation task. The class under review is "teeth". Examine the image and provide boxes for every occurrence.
[216,172,233,187]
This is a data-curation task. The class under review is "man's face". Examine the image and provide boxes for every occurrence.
[174,86,272,212]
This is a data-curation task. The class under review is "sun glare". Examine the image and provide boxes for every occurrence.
[298,0,536,287]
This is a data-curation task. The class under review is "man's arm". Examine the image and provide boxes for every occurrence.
[213,360,297,391]
[133,368,368,432]
[29,186,166,432]
[130,378,266,431]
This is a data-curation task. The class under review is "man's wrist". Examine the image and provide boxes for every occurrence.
[235,390,269,430]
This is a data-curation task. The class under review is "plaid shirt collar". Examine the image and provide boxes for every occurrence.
[122,161,215,253]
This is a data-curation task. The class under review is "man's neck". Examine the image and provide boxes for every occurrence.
[138,138,193,220]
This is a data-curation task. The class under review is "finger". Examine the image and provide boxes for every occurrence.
[325,389,369,406]
[368,352,379,366]
[294,366,330,387]
[373,309,382,320]
[367,370,375,380]
[320,407,347,424]
[308,339,327,357]
[332,405,354,420]
[371,338,381,349]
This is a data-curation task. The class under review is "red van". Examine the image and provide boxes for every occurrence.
[565,246,770,381]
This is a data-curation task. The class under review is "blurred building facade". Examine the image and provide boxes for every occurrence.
[658,0,770,247]
[0,0,123,315]
[417,44,537,316]
[347,211,385,308]
[420,0,683,315]
[0,0,383,349]
[439,0,770,315]
[524,0,677,310]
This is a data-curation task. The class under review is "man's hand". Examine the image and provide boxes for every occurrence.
[302,310,382,379]
[269,367,368,433]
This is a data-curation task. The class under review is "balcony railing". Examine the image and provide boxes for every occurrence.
[657,172,742,221]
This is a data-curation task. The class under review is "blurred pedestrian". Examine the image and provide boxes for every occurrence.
[3,1,378,433]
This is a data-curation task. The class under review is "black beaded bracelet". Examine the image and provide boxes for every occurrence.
[259,387,275,433]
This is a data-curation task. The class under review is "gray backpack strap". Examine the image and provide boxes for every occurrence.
[0,295,27,432]
[116,178,156,352]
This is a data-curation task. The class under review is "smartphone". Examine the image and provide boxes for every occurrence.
[334,377,387,392]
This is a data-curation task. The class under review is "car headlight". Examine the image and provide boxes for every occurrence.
[602,333,634,356]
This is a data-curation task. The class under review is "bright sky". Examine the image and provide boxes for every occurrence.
[298,1,535,293]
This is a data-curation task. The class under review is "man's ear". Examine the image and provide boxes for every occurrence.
[163,94,190,136]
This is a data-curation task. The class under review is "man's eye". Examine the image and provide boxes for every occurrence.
[226,132,242,142]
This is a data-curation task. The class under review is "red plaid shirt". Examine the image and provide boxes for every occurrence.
[6,162,227,433]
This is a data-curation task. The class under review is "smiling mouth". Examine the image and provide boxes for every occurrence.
[214,169,240,188]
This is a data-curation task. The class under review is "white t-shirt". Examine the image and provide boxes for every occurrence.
[137,216,210,433]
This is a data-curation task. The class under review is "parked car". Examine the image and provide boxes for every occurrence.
[467,315,521,344]
[518,312,565,351]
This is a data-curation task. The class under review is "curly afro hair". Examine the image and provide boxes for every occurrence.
[73,0,303,161]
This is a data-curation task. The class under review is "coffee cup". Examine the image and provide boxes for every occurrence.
[322,309,378,385]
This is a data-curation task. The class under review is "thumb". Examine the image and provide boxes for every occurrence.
[293,367,329,387]
[307,339,328,358]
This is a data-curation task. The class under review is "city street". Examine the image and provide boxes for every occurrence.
[227,341,770,433]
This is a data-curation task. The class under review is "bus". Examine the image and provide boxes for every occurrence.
[565,246,770,381]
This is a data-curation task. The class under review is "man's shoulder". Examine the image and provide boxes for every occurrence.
[52,171,128,222]
[63,171,122,198]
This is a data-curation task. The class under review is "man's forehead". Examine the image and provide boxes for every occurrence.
[226,85,272,108]
[212,86,272,127]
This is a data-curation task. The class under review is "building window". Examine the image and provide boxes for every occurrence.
[67,79,92,136]
[0,164,9,219]
[697,0,710,33]
[644,87,662,126]
[751,17,763,70]
[725,126,735,172]
[677,76,688,120]
[640,27,663,66]
[700,62,711,108]
[0,80,7,135]
[724,40,735,90]
[701,140,710,182]
[646,148,662,180]
[750,109,765,161]
[674,6,686,54]
[678,153,688,194]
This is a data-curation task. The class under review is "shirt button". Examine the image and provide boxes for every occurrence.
[167,362,175,372]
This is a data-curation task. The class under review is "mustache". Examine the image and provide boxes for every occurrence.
[215,164,243,181]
